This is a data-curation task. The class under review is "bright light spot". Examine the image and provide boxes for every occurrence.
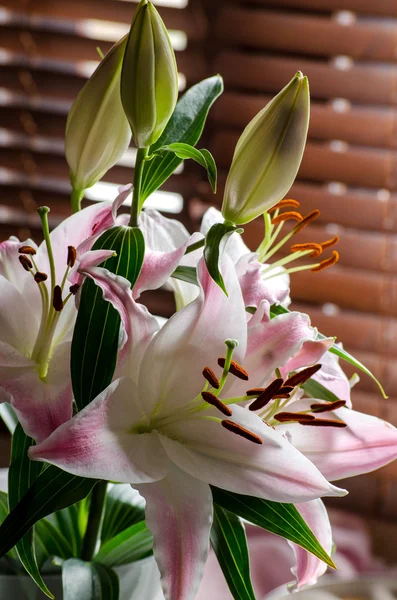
[328,182,346,196]
[332,98,351,113]
[330,140,348,153]
[118,148,183,174]
[334,11,356,26]
[178,73,186,91]
[117,0,189,7]
[85,181,183,213]
[322,303,340,317]
[332,55,353,71]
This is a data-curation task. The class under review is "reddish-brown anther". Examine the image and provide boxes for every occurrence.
[69,284,80,295]
[67,246,77,268]
[53,285,64,311]
[201,391,232,417]
[311,251,339,272]
[19,255,33,271]
[320,235,339,249]
[310,400,347,413]
[221,420,263,444]
[202,367,220,389]
[301,418,347,428]
[217,358,249,381]
[290,242,323,258]
[18,245,36,255]
[284,364,322,387]
[34,272,48,283]
[274,412,315,423]
[271,211,303,225]
[293,209,320,233]
[268,199,300,212]
[248,378,284,411]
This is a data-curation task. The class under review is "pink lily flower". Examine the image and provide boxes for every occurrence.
[29,255,345,600]
[0,200,122,442]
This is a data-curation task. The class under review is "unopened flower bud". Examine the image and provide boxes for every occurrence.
[222,72,310,225]
[65,37,131,191]
[121,0,179,148]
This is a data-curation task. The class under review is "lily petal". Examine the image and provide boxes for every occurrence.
[138,255,247,416]
[137,465,213,600]
[0,276,38,355]
[279,399,397,481]
[0,238,39,301]
[159,404,346,503]
[29,377,168,483]
[10,341,73,443]
[236,254,290,308]
[201,207,249,264]
[290,499,333,590]
[312,348,353,408]
[281,338,334,378]
[81,266,159,382]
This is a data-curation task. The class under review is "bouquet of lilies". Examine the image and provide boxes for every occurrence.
[1,2,397,599]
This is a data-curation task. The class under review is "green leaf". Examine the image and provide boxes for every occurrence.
[53,501,88,557]
[8,424,52,598]
[0,467,97,559]
[211,488,335,569]
[63,559,119,600]
[204,222,243,294]
[0,403,18,434]
[211,505,256,600]
[328,343,387,399]
[101,485,145,544]
[0,492,18,562]
[157,142,217,192]
[171,265,198,286]
[95,521,153,567]
[140,75,223,203]
[302,379,339,403]
[35,518,74,568]
[269,304,387,398]
[71,225,145,410]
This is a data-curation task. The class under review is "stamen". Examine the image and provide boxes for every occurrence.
[268,199,300,212]
[218,358,249,381]
[69,284,80,295]
[271,211,303,225]
[52,285,64,311]
[274,412,315,423]
[202,367,220,389]
[201,391,232,416]
[311,251,339,272]
[222,420,263,444]
[301,418,347,428]
[246,388,267,396]
[34,272,48,283]
[321,235,339,249]
[19,255,33,271]
[310,400,347,413]
[18,245,36,255]
[290,242,323,258]
[67,246,77,268]
[272,393,291,399]
[248,378,284,411]
[285,364,322,387]
[293,210,320,233]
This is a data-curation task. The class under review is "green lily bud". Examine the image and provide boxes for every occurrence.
[221,72,309,225]
[65,37,131,192]
[121,0,179,148]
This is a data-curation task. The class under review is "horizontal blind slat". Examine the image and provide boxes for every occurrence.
[215,51,397,106]
[243,0,397,18]
[218,8,397,62]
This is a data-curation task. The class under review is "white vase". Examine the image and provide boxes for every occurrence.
[0,557,164,599]
[0,469,164,600]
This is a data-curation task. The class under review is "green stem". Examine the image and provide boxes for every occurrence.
[129,147,149,227]
[37,207,56,294]
[80,481,108,561]
[71,188,84,214]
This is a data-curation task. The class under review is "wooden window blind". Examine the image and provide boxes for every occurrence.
[189,0,397,522]
[0,0,206,239]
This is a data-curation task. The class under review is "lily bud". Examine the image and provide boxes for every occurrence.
[121,0,179,148]
[222,72,309,225]
[65,36,131,191]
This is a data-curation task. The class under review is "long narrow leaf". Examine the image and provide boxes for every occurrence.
[211,504,256,600]
[101,484,145,544]
[0,467,97,558]
[211,488,335,569]
[0,403,18,434]
[95,521,153,567]
[8,425,52,598]
[158,142,217,192]
[204,222,243,294]
[140,75,223,203]
[35,518,74,568]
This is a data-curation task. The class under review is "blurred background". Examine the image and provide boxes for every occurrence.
[1,0,397,567]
